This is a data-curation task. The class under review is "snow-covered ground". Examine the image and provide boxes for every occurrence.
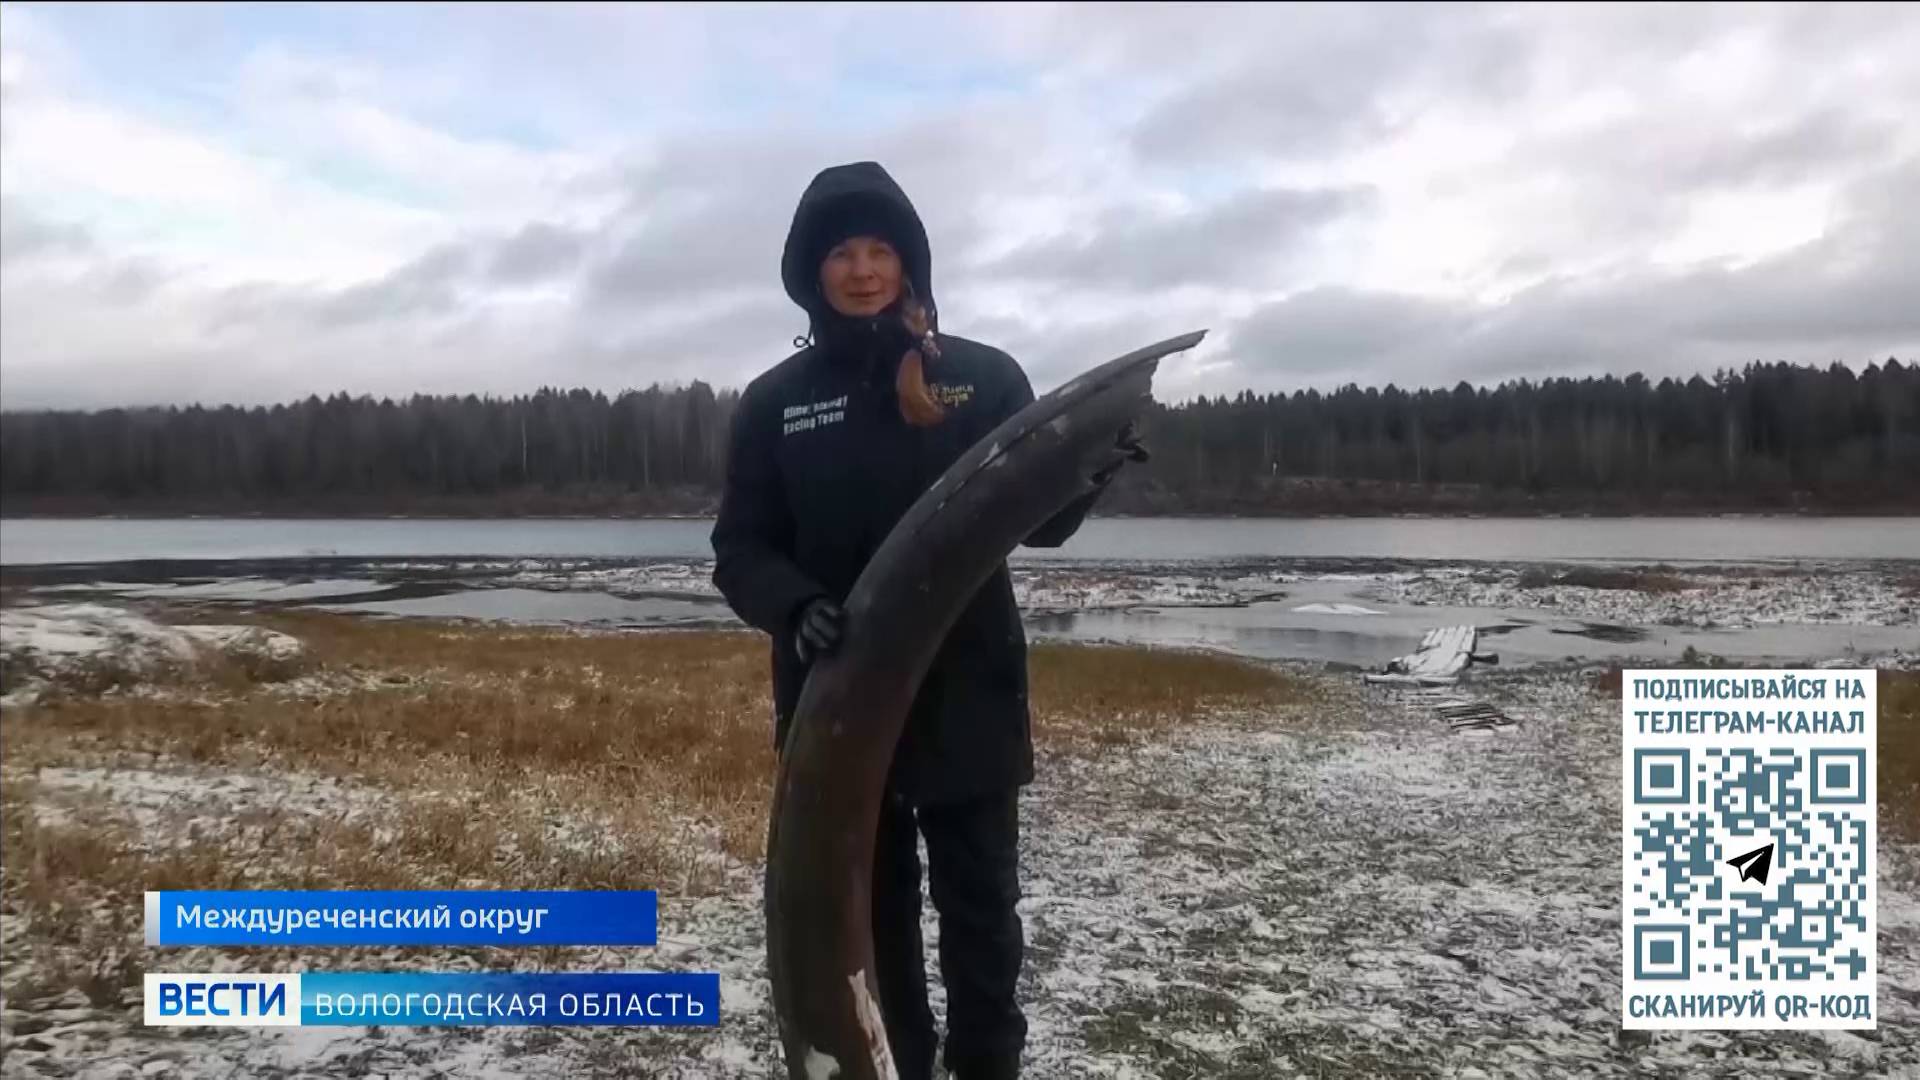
[3,575,1912,1075]
[4,669,1913,1078]
[0,604,302,707]
[21,764,399,860]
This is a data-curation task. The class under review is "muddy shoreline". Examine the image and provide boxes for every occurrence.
[6,556,1914,683]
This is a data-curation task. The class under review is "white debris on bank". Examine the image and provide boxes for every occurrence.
[1,603,194,669]
[176,624,303,660]
[413,555,1919,627]
[1291,602,1385,616]
[1373,565,1917,629]
[425,558,1284,613]
[0,605,302,707]
[6,670,1912,1078]
[1013,571,1255,611]
[501,561,723,598]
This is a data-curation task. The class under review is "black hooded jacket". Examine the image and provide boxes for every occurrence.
[710,162,1099,804]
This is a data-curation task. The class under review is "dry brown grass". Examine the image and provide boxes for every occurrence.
[3,611,1316,1001]
[1882,670,1920,844]
[1030,641,1316,747]
[3,786,145,943]
[8,616,779,859]
[0,784,683,1009]
[1587,667,1626,698]
[7,616,1312,863]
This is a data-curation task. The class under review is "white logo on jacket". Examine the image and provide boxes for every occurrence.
[782,395,848,436]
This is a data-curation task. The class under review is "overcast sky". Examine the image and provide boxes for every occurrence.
[3,1,1917,409]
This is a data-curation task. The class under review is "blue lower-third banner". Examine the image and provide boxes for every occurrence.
[146,890,657,947]
[145,973,719,1027]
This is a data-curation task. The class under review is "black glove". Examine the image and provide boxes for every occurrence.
[1090,420,1151,486]
[792,597,846,663]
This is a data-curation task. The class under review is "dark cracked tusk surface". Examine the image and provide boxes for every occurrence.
[764,330,1208,1079]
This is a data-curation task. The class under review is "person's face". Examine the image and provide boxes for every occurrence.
[819,235,902,317]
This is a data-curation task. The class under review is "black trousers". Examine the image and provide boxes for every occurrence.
[871,789,1026,1080]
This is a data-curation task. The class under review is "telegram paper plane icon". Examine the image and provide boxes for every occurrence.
[1726,842,1774,886]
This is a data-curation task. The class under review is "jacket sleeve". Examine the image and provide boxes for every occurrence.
[991,356,1104,549]
[710,385,829,636]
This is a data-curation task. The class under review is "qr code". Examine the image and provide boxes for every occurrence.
[1621,668,1876,1030]
[1629,746,1870,982]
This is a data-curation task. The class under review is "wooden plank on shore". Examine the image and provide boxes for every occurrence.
[1381,624,1479,679]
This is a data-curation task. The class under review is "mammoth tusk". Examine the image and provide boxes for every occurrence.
[763,330,1208,1078]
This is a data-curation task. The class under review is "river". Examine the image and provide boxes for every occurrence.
[3,515,1916,566]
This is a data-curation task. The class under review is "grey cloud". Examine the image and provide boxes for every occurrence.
[1230,289,1464,378]
[1125,3,1518,165]
[0,203,95,264]
[1531,106,1897,198]
[583,193,791,308]
[22,99,1087,406]
[310,242,473,327]
[955,306,1212,395]
[1223,280,1657,394]
[580,130,841,309]
[87,259,168,305]
[198,282,279,338]
[215,106,1056,382]
[561,292,802,391]
[985,185,1370,289]
[0,342,256,411]
[218,222,590,336]
[10,4,1917,411]
[1225,159,1920,392]
[582,103,1052,311]
[287,223,583,330]
[488,222,589,285]
[1133,67,1390,167]
[1658,167,1920,347]
[1679,108,1895,190]
[0,207,169,307]
[1118,2,1823,170]
[1489,161,1920,369]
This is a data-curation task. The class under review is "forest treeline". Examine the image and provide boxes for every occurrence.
[3,359,1916,516]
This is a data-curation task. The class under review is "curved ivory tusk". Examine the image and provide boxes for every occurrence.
[764,330,1208,1078]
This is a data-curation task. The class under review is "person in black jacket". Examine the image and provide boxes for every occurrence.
[710,161,1144,1079]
